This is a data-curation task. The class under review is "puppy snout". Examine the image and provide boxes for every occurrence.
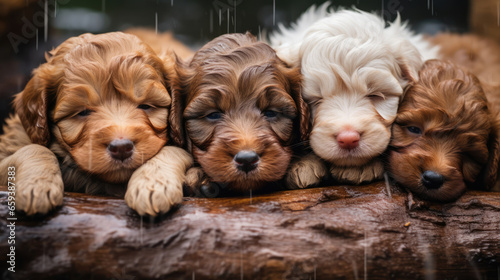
[234,150,259,173]
[421,170,445,189]
[107,139,134,161]
[336,130,360,150]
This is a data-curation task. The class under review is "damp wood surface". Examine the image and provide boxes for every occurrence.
[0,183,499,280]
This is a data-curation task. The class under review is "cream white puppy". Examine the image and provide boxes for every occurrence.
[270,3,438,187]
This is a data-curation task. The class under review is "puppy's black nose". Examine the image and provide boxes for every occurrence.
[421,170,445,189]
[234,150,259,173]
[108,139,134,161]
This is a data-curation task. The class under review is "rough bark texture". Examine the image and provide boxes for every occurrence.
[0,183,499,280]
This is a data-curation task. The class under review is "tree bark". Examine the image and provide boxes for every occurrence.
[0,183,499,280]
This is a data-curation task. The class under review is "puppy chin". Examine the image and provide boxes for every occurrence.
[309,98,392,167]
[388,150,467,202]
[71,150,138,183]
[194,143,291,191]
[98,166,136,184]
[70,132,166,184]
[405,175,466,202]
[416,179,467,202]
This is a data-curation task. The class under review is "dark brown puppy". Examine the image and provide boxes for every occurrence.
[172,32,309,194]
[388,59,499,201]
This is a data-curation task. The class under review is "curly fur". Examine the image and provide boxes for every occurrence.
[388,59,500,201]
[124,28,194,61]
[269,3,437,186]
[173,32,309,193]
[0,32,193,215]
[431,33,500,114]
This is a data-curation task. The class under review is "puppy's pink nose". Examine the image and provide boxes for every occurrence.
[337,130,360,150]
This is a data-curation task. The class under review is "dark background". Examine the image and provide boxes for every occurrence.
[0,0,469,131]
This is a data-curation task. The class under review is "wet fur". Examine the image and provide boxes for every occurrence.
[172,32,309,193]
[124,28,194,61]
[269,5,436,187]
[0,32,192,215]
[388,59,500,201]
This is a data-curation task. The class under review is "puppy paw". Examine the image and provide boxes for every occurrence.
[331,159,384,184]
[1,145,64,215]
[16,172,64,216]
[183,167,209,196]
[286,154,328,189]
[125,146,193,216]
[183,167,226,197]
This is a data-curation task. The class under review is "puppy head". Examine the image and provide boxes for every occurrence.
[388,60,499,201]
[299,10,421,168]
[176,33,308,191]
[14,32,174,183]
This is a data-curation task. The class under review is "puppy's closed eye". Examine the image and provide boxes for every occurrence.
[137,104,153,110]
[176,32,309,192]
[262,109,279,119]
[5,31,194,216]
[76,109,93,117]
[367,92,385,101]
[204,111,223,121]
[406,126,423,135]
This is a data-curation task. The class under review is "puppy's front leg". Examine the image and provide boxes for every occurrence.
[125,146,193,216]
[0,144,64,215]
[330,158,385,184]
[285,153,328,189]
[183,167,228,197]
[184,167,208,196]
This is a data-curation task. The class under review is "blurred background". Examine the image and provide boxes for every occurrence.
[1,0,497,131]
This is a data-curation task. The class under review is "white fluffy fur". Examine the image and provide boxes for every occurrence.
[270,3,438,184]
[269,1,332,66]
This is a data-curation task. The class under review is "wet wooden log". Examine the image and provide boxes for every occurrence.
[0,183,499,280]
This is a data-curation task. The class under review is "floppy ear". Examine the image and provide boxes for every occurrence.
[478,114,500,190]
[285,66,310,142]
[399,61,419,84]
[14,34,89,146]
[14,67,52,146]
[396,58,420,100]
[167,57,189,148]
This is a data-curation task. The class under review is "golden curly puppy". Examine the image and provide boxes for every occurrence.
[172,32,309,195]
[387,59,499,201]
[0,32,192,215]
[124,28,194,61]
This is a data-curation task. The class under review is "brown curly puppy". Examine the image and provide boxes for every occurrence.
[431,33,500,114]
[172,32,309,194]
[0,32,192,215]
[387,59,499,201]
